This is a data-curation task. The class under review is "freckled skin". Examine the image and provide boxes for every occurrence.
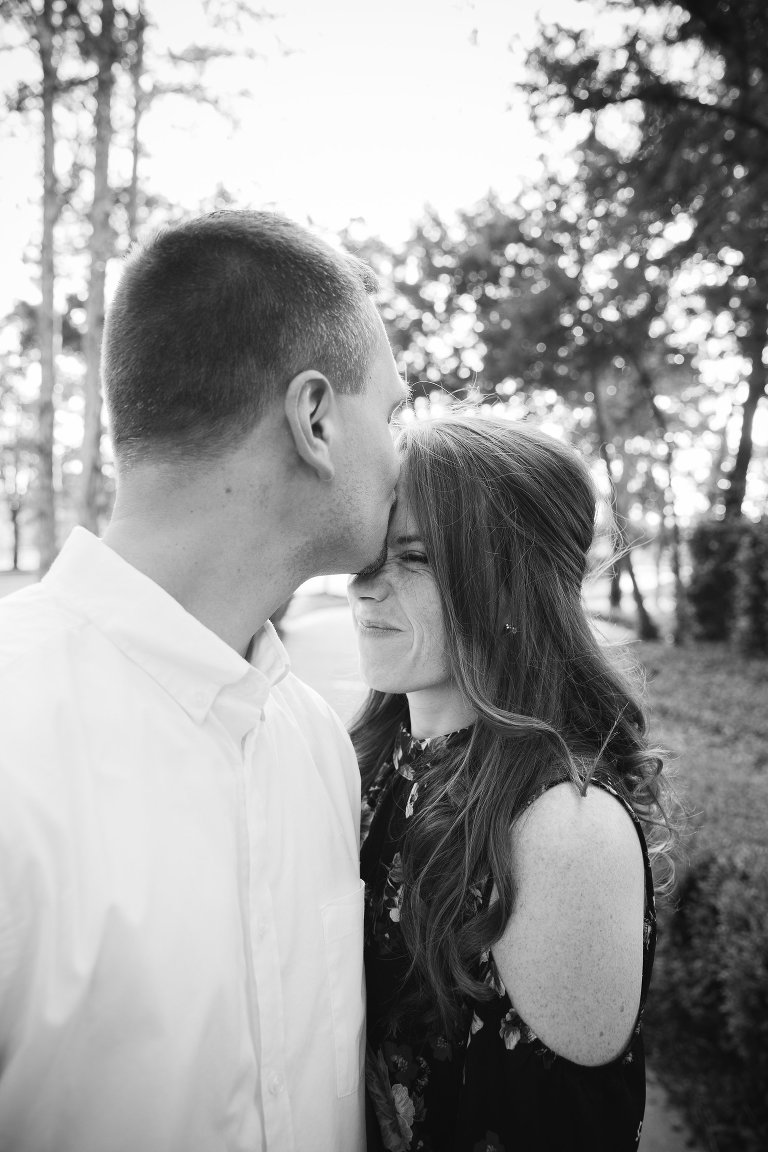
[348,502,449,694]
[348,494,474,737]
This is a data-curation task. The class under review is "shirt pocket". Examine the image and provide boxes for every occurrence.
[320,879,365,1098]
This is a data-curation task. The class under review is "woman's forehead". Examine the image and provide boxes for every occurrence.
[387,495,422,542]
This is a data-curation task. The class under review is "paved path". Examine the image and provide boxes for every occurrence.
[282,595,704,1152]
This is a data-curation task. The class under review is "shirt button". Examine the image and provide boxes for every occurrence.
[268,1072,283,1096]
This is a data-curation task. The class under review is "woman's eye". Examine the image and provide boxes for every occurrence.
[399,552,429,564]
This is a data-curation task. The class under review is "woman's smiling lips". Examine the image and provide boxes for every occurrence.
[356,617,403,635]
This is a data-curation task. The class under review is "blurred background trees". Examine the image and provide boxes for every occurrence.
[344,0,767,652]
[0,0,273,570]
[527,0,768,516]
[0,0,765,641]
[520,0,768,654]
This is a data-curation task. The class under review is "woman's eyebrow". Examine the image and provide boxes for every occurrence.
[394,534,424,546]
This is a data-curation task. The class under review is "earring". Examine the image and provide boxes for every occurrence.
[503,623,518,635]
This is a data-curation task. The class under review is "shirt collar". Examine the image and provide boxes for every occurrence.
[44,528,290,734]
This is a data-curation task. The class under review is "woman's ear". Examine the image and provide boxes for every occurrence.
[284,370,337,481]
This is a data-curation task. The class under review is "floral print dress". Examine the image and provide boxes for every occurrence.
[360,725,657,1152]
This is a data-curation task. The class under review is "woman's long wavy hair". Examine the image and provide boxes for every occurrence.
[349,414,679,1032]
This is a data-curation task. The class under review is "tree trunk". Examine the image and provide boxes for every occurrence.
[634,362,690,644]
[127,7,146,243]
[35,0,59,576]
[722,307,767,520]
[619,552,660,641]
[10,497,21,572]
[78,0,117,534]
[592,382,660,641]
[704,407,732,511]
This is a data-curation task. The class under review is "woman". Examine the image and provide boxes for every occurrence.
[348,415,676,1152]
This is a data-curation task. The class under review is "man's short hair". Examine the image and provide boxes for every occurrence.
[102,209,381,465]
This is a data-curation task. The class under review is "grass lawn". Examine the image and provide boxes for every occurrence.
[635,638,768,1152]
[639,638,768,856]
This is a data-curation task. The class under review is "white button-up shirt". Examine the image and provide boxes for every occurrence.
[0,528,365,1152]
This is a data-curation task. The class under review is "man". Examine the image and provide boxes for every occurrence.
[0,211,408,1152]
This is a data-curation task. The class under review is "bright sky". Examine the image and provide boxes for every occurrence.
[143,0,574,240]
[0,0,588,311]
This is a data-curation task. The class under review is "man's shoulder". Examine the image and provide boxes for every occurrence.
[270,673,358,762]
[0,582,85,681]
[270,674,361,823]
[273,672,348,731]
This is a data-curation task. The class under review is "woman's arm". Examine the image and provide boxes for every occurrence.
[491,781,646,1067]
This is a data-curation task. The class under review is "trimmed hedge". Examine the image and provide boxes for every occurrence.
[688,518,768,655]
[733,520,768,657]
[648,848,768,1152]
[687,519,742,640]
[640,641,768,1151]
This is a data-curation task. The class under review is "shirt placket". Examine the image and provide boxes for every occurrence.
[242,720,295,1151]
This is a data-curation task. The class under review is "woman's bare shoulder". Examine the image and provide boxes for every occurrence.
[491,781,646,1066]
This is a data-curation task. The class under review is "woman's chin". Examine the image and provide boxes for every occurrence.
[361,669,409,696]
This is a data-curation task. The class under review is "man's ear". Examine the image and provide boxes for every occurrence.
[284,370,337,481]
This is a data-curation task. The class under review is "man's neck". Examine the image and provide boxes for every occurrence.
[102,512,299,660]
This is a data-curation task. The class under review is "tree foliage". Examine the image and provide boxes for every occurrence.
[523,0,768,519]
[0,0,277,564]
